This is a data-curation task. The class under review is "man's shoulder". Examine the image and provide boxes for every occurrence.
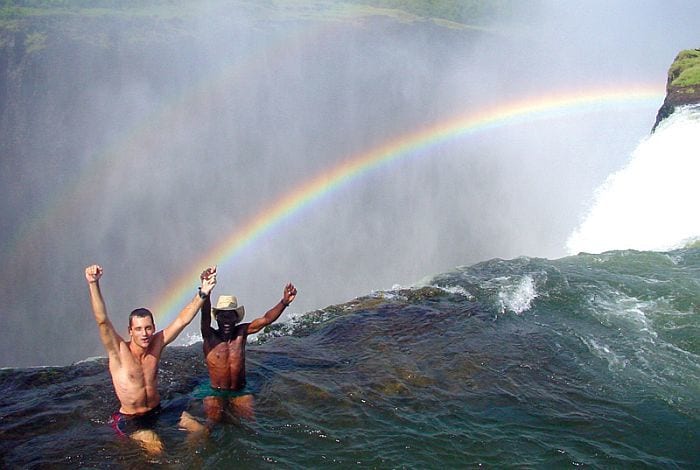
[150,330,166,344]
[202,328,220,342]
[223,325,250,342]
[236,323,252,335]
[203,330,223,349]
[147,331,167,353]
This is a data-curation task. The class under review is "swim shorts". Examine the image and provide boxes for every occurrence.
[109,405,162,437]
[191,379,253,399]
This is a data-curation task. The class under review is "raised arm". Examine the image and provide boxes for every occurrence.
[200,291,214,339]
[247,283,297,334]
[162,265,217,346]
[85,265,124,360]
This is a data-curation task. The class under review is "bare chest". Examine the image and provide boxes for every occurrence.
[205,336,246,364]
[116,350,159,383]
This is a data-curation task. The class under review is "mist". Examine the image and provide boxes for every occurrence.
[1,1,697,367]
[566,106,700,254]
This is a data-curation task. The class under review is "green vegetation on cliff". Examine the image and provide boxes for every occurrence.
[1,0,517,27]
[652,48,700,131]
[669,49,700,89]
[343,0,517,25]
[1,0,522,55]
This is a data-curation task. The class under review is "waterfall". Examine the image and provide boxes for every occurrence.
[567,105,700,254]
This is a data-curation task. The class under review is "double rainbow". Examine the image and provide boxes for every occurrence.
[152,85,663,324]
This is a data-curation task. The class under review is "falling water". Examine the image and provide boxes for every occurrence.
[567,106,700,254]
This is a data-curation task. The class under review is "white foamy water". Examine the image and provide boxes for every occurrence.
[177,331,203,346]
[434,284,474,299]
[498,275,537,314]
[567,106,700,254]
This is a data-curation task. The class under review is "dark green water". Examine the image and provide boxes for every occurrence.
[1,247,699,468]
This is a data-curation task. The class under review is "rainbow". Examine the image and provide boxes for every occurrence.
[152,85,664,323]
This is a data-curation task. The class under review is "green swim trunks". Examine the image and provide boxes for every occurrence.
[192,379,253,399]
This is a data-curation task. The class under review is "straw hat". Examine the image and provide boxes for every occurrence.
[212,295,245,322]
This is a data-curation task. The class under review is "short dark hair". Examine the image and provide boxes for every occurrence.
[129,308,154,328]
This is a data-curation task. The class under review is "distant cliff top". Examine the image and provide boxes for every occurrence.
[653,48,700,131]
[0,0,522,57]
[0,0,517,30]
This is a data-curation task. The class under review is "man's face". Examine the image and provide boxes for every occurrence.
[129,316,155,348]
[216,310,239,337]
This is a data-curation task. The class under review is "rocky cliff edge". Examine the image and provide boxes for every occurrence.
[653,48,700,131]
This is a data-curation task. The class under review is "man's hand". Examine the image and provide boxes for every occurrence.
[200,265,217,296]
[85,265,103,284]
[200,265,216,282]
[282,283,297,306]
[247,282,298,334]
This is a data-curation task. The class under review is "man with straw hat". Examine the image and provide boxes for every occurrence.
[180,268,296,431]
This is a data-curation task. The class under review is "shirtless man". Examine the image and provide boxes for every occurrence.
[183,273,296,428]
[85,264,217,454]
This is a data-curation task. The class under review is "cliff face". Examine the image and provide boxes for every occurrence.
[653,49,700,131]
[0,9,477,179]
